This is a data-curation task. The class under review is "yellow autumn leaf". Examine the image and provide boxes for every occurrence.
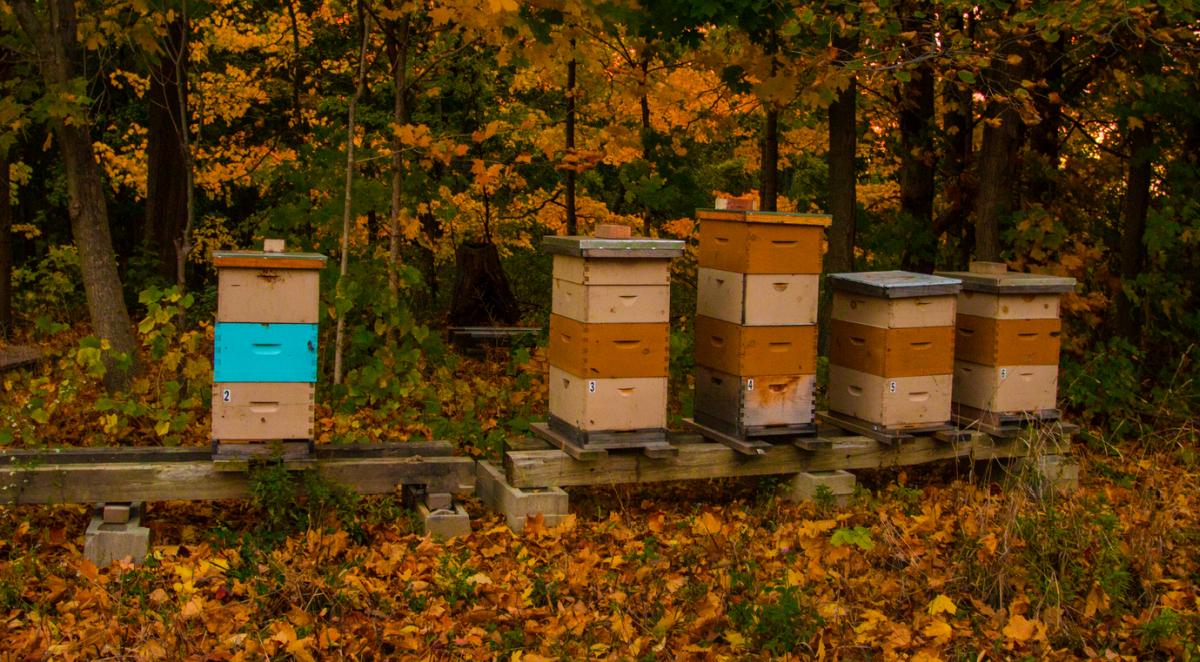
[1083,583,1109,617]
[927,594,958,616]
[1002,614,1037,642]
[692,511,723,536]
[923,619,953,642]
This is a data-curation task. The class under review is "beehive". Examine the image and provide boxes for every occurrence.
[827,271,961,429]
[693,209,830,437]
[543,235,683,437]
[212,245,327,442]
[935,262,1075,418]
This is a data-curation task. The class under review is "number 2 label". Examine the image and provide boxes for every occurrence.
[222,389,232,402]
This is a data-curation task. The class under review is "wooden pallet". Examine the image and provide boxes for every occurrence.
[818,410,969,446]
[692,410,818,439]
[533,421,677,462]
[952,403,1073,438]
[682,418,829,456]
[211,439,315,472]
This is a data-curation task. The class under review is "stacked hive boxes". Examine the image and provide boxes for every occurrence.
[211,246,327,443]
[543,235,684,444]
[826,271,962,431]
[693,209,830,438]
[935,263,1076,420]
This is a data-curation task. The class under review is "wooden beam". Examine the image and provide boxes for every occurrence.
[0,457,474,505]
[0,440,458,466]
[504,433,984,488]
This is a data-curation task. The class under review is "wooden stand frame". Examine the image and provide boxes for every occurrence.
[504,424,1072,490]
[818,410,970,445]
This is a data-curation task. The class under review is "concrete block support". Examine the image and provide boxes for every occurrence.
[782,470,857,506]
[1016,454,1080,492]
[84,508,150,566]
[418,503,472,541]
[476,461,569,532]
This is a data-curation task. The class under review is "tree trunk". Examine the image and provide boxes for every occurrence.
[898,64,936,271]
[387,12,411,297]
[332,0,370,385]
[12,0,139,390]
[973,106,1023,261]
[1116,123,1153,341]
[823,43,858,356]
[0,152,11,339]
[564,41,577,235]
[144,17,188,283]
[448,242,519,326]
[760,107,779,212]
[825,77,857,273]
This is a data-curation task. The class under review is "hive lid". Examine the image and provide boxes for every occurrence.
[213,251,328,270]
[934,269,1077,294]
[828,270,962,298]
[542,236,685,258]
[696,209,832,227]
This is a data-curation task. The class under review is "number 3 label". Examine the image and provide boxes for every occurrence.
[588,381,596,393]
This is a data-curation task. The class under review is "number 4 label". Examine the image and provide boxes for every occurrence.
[746,379,754,391]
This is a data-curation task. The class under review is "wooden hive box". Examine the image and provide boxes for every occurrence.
[213,322,319,383]
[694,316,818,377]
[543,235,683,436]
[827,271,961,428]
[697,268,819,326]
[827,366,954,428]
[547,314,669,379]
[696,209,831,274]
[935,262,1076,416]
[214,250,327,324]
[212,383,316,441]
[547,366,668,432]
[212,243,326,444]
[693,366,815,437]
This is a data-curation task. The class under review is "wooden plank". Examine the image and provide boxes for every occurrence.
[504,434,979,488]
[0,441,458,466]
[682,418,771,456]
[0,345,42,372]
[0,456,475,505]
[532,422,608,461]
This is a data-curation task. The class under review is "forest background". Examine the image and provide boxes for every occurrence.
[0,0,1198,658]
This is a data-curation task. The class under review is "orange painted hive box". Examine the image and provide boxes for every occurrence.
[935,264,1075,416]
[696,209,831,275]
[827,271,961,429]
[543,235,683,434]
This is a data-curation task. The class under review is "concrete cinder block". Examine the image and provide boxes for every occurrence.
[1019,454,1080,491]
[418,503,471,541]
[783,470,857,506]
[84,514,150,566]
[476,461,569,532]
